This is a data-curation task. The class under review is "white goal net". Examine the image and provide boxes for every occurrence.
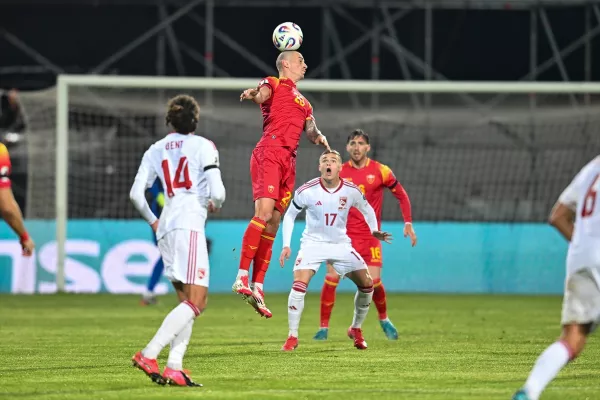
[16,76,600,289]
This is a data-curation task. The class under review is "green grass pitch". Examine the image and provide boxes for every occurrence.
[0,293,598,399]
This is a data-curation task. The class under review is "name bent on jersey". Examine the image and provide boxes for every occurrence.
[131,133,221,240]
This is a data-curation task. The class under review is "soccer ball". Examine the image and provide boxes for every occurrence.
[272,22,303,52]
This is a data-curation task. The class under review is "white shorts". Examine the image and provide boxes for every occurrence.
[158,229,210,287]
[293,242,367,277]
[561,267,600,332]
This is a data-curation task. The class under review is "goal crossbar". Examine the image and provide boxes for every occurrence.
[58,74,600,93]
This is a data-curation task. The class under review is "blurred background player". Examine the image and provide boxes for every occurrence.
[140,179,165,305]
[279,150,392,351]
[130,95,225,387]
[234,50,330,318]
[0,141,34,256]
[314,129,417,341]
[513,156,600,400]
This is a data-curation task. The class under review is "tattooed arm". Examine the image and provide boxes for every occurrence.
[304,118,330,150]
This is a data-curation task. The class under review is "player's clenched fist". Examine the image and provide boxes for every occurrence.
[279,246,291,267]
[240,88,259,102]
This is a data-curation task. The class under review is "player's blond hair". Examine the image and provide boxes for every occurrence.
[320,149,342,163]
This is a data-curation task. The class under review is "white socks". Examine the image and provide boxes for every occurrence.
[236,270,249,279]
[288,281,307,338]
[142,300,200,359]
[167,320,194,371]
[523,341,572,400]
[351,288,373,329]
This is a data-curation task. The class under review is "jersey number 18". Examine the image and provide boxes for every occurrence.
[161,157,192,197]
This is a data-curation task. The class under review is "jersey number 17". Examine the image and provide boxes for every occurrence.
[161,157,192,197]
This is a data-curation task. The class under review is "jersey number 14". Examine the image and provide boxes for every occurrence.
[161,157,192,197]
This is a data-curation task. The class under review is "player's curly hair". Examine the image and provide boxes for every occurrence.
[347,129,370,144]
[165,95,200,134]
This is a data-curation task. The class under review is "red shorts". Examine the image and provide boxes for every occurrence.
[350,235,383,268]
[250,146,296,214]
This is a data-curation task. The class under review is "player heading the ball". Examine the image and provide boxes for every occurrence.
[129,94,226,387]
[279,150,392,351]
[233,50,330,319]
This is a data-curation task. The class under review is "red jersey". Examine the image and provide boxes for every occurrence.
[341,158,412,237]
[255,76,314,153]
[0,144,11,188]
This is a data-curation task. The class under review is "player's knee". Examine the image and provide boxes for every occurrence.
[265,218,280,234]
[186,287,208,314]
[324,271,339,283]
[255,198,276,223]
[359,275,374,292]
[256,210,273,223]
[358,284,374,294]
[561,325,590,359]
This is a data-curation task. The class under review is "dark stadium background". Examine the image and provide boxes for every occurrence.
[1,0,600,221]
[1,1,598,90]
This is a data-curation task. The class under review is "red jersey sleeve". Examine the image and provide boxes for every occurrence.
[305,102,314,121]
[379,163,412,223]
[0,144,12,188]
[258,76,279,93]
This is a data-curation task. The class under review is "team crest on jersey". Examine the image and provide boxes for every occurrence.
[268,185,275,193]
[338,197,347,210]
[367,174,376,184]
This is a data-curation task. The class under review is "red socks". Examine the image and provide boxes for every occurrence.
[319,275,340,328]
[252,232,276,285]
[373,278,387,320]
[238,217,266,271]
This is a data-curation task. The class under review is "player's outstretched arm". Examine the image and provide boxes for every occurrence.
[549,201,575,242]
[0,187,34,255]
[304,118,330,151]
[280,197,303,267]
[130,152,159,226]
[240,86,272,104]
[383,166,417,246]
[353,188,393,244]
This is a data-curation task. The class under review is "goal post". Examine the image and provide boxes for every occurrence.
[47,75,600,292]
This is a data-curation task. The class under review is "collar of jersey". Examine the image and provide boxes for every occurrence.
[319,178,344,194]
[279,78,296,87]
[346,158,371,169]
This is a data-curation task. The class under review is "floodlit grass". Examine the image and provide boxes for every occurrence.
[1,293,598,399]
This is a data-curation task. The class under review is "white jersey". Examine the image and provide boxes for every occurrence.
[130,133,223,240]
[282,177,378,247]
[558,156,600,275]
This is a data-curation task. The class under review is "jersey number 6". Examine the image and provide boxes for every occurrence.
[161,157,192,197]
[582,173,600,218]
